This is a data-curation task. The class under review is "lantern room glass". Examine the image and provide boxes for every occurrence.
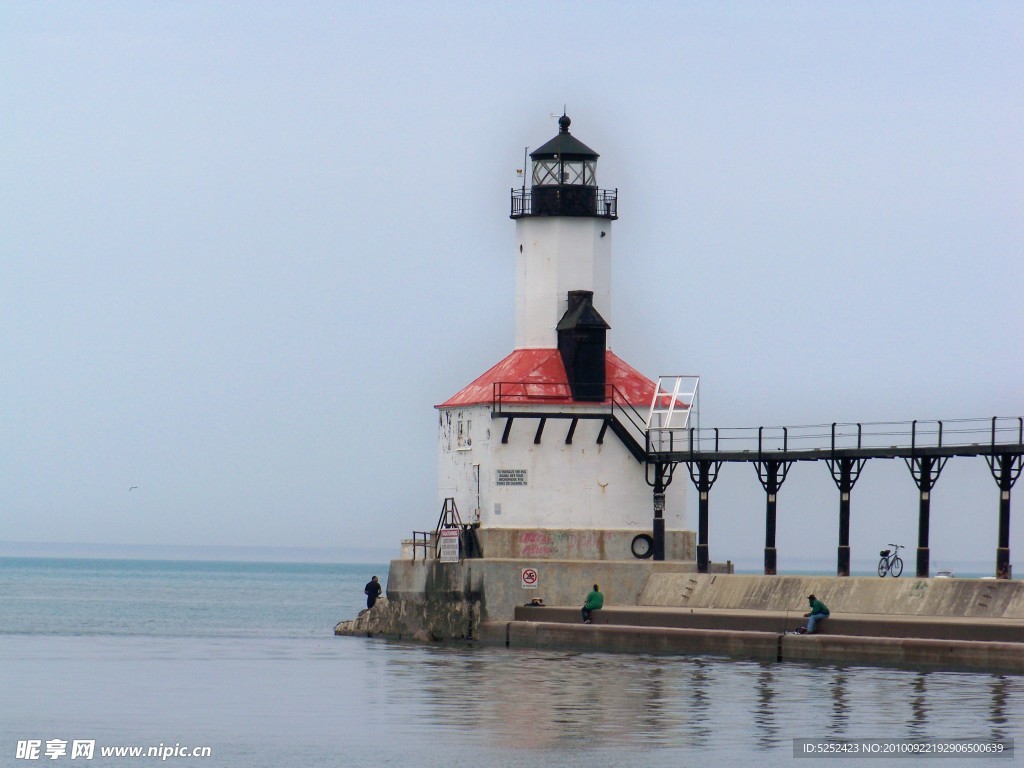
[532,159,597,187]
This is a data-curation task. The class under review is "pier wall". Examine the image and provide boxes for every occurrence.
[640,574,1024,619]
[386,557,727,622]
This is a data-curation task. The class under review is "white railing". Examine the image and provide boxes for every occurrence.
[645,375,700,453]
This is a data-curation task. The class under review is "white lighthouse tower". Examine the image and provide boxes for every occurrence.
[514,114,612,350]
[435,115,691,562]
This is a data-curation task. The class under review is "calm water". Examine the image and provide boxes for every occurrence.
[1,558,1020,767]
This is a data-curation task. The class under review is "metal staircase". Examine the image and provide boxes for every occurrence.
[435,497,482,560]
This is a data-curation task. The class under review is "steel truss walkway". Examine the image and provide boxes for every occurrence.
[651,417,1024,579]
[492,374,1023,579]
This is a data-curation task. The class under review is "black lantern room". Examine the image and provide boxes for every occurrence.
[511,114,618,219]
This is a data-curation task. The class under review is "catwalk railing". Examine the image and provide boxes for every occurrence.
[492,380,650,460]
[650,417,1024,463]
[651,416,1023,578]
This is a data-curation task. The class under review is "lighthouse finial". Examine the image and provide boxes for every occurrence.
[558,112,571,133]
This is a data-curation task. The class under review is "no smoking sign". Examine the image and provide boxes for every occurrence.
[521,567,539,589]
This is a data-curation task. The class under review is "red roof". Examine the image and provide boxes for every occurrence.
[437,348,659,409]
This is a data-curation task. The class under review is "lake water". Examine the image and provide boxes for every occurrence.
[1,557,1019,766]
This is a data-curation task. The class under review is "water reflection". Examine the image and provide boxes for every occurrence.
[989,676,1009,744]
[377,642,1024,760]
[908,672,928,739]
[686,657,712,748]
[829,671,848,735]
[749,664,777,748]
[637,662,665,738]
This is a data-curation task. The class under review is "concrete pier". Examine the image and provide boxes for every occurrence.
[474,574,1024,673]
[338,569,1024,674]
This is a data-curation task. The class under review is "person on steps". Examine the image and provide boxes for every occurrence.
[803,594,830,634]
[582,584,603,624]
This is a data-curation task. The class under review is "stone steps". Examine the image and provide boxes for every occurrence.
[478,618,1024,673]
[513,605,1024,643]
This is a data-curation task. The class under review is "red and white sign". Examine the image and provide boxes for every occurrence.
[521,567,539,589]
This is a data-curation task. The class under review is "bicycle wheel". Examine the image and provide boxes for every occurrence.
[877,558,889,577]
[890,556,904,578]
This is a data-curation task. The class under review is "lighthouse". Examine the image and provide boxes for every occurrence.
[435,115,692,562]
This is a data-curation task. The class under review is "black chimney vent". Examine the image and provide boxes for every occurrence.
[557,290,609,402]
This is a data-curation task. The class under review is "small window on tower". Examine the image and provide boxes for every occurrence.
[457,417,472,450]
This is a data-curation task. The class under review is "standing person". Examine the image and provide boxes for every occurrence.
[364,575,383,612]
[803,594,830,634]
[582,584,603,624]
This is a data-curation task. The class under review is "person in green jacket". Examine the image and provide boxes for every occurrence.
[803,594,830,634]
[582,584,603,624]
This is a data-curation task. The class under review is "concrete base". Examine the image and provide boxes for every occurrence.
[335,556,731,641]
[334,597,478,642]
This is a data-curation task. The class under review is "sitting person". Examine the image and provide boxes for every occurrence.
[582,584,603,624]
[803,594,830,634]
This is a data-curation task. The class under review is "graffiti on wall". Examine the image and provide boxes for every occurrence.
[516,530,602,559]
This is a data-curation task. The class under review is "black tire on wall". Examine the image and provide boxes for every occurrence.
[631,534,654,559]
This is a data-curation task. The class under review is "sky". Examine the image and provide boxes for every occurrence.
[2,2,1021,569]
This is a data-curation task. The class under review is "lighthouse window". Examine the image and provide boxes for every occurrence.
[457,417,472,450]
[533,159,597,186]
[562,161,585,185]
[533,159,560,186]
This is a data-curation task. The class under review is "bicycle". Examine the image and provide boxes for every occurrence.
[877,544,904,577]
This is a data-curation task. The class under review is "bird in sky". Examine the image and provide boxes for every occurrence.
[129,486,138,491]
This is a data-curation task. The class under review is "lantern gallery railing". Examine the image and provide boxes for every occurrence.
[510,187,618,219]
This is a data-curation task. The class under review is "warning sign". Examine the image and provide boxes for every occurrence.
[438,529,460,563]
[521,567,539,589]
[496,469,528,486]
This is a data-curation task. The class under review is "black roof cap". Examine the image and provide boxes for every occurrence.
[556,290,610,331]
[530,114,599,161]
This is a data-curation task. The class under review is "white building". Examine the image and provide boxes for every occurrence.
[435,115,692,562]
